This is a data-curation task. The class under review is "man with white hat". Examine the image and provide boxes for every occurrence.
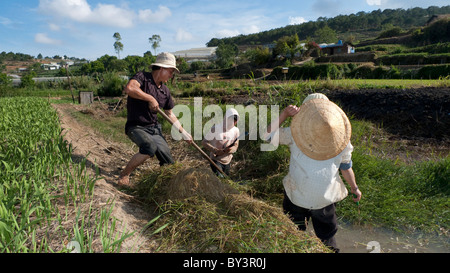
[118,52,192,187]
[265,93,362,253]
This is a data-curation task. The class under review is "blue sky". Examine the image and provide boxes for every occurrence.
[0,0,448,60]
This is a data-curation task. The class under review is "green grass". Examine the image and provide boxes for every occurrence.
[68,106,132,145]
[0,97,134,252]
[338,147,449,234]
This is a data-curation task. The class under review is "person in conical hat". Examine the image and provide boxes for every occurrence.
[202,108,240,177]
[264,93,362,253]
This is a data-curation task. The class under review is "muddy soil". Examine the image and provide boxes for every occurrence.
[324,87,450,141]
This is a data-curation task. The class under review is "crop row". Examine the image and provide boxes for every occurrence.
[0,97,130,252]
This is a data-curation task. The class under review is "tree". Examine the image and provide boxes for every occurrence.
[113,32,124,59]
[273,34,300,60]
[0,73,12,86]
[215,42,238,68]
[123,55,154,75]
[149,35,161,55]
[315,25,337,43]
[245,47,271,66]
[20,71,37,88]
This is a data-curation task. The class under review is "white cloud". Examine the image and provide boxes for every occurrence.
[289,16,307,25]
[242,25,260,35]
[38,0,171,28]
[0,16,13,26]
[138,6,172,23]
[366,0,381,5]
[213,25,260,39]
[90,4,135,27]
[175,29,194,42]
[35,33,62,45]
[215,29,240,38]
[39,0,91,21]
[48,23,60,31]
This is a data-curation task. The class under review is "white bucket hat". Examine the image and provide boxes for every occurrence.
[152,52,179,73]
[291,94,351,160]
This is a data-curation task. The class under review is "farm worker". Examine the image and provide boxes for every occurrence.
[202,108,240,177]
[118,52,192,187]
[264,93,362,253]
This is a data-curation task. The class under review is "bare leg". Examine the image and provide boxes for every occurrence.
[118,153,150,187]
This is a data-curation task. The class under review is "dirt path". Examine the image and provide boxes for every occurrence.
[53,103,159,252]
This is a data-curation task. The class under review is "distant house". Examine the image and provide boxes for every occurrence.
[41,63,61,70]
[320,40,355,56]
[172,47,217,62]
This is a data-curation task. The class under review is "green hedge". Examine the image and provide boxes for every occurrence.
[270,62,449,80]
[416,64,450,79]
[376,53,450,65]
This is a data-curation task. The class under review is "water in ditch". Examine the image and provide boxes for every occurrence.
[328,223,448,253]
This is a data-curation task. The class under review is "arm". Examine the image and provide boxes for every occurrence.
[226,139,239,154]
[265,105,300,137]
[124,79,159,112]
[164,108,193,143]
[202,138,219,154]
[341,168,361,202]
[202,136,238,156]
[219,139,239,156]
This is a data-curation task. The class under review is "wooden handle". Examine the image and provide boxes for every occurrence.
[156,108,228,177]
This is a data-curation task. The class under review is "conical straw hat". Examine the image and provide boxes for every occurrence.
[291,99,351,160]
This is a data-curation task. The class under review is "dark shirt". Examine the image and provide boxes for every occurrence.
[125,71,175,134]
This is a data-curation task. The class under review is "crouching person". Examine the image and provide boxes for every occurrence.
[202,108,240,177]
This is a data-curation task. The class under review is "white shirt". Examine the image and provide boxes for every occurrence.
[204,125,240,164]
[270,127,353,209]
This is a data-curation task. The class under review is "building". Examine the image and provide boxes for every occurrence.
[172,47,217,62]
[319,40,355,56]
[41,63,61,70]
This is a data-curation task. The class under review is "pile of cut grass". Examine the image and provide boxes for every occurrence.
[135,163,330,253]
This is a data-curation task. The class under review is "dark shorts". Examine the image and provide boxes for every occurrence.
[126,124,174,166]
[210,160,230,177]
[282,191,339,252]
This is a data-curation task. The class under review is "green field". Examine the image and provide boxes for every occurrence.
[0,97,133,252]
[0,78,448,252]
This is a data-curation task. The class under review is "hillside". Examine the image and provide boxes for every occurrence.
[207,5,450,46]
